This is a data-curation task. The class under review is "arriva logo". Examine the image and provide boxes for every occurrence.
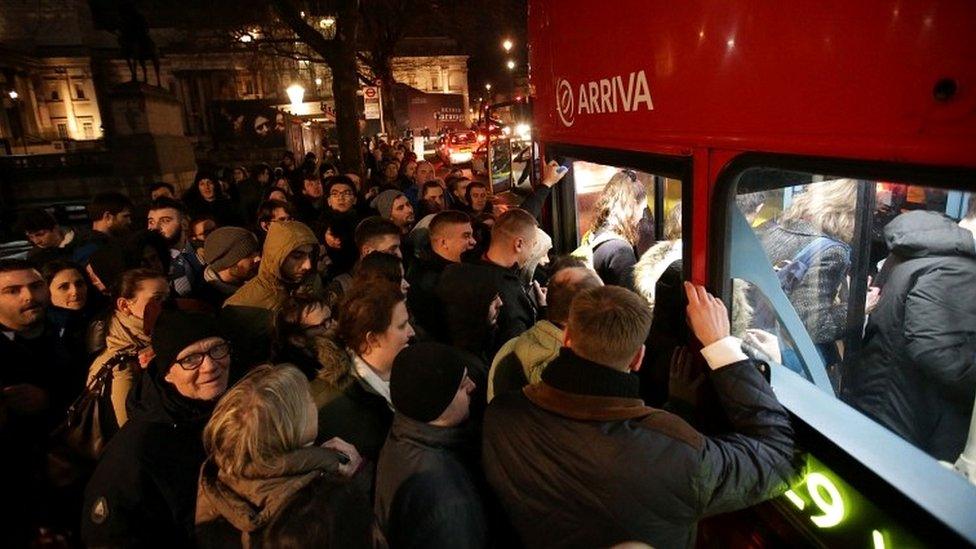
[555,70,654,128]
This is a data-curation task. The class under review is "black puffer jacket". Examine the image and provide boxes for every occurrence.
[591,232,637,289]
[482,349,796,549]
[844,211,976,460]
[81,366,216,547]
[375,415,488,549]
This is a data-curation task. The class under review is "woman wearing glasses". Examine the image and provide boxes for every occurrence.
[81,310,233,547]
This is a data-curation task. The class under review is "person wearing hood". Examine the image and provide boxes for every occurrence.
[843,210,976,461]
[86,268,169,427]
[200,227,260,308]
[195,365,372,548]
[183,169,243,227]
[375,343,488,549]
[222,220,322,368]
[488,265,602,402]
[81,309,232,547]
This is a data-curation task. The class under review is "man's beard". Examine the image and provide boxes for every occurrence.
[162,226,183,248]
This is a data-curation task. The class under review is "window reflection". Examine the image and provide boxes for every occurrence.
[731,169,976,469]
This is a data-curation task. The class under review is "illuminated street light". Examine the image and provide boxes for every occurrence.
[502,39,513,52]
[485,83,492,91]
[287,83,305,107]
[319,16,336,29]
[506,59,516,70]
[314,77,323,86]
[8,90,18,99]
[239,34,253,43]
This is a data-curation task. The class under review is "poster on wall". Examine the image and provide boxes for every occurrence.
[210,100,287,148]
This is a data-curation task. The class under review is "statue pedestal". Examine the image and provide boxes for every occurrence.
[106,82,196,195]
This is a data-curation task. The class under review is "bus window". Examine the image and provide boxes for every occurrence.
[569,160,682,248]
[728,167,976,473]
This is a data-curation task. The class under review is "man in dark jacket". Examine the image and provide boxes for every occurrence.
[82,310,231,547]
[438,209,539,353]
[407,210,476,339]
[483,284,797,549]
[844,210,976,461]
[375,343,488,548]
[0,259,78,546]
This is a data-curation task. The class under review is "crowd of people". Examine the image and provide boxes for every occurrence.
[2,143,802,548]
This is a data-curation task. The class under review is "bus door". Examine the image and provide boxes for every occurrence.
[711,157,976,547]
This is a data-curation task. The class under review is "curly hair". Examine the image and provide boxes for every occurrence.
[589,170,647,245]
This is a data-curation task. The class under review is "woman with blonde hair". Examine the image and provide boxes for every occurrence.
[196,364,371,547]
[759,178,857,366]
[581,170,647,288]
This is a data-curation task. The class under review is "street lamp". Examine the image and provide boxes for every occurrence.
[485,83,492,91]
[506,60,516,70]
[8,90,18,100]
[502,39,513,52]
[287,84,305,107]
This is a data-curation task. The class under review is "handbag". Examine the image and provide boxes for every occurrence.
[47,350,138,486]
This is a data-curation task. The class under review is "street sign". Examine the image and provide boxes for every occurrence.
[363,86,381,120]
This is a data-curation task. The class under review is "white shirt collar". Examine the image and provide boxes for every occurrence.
[351,352,392,407]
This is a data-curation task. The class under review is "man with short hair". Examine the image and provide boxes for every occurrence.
[375,343,488,548]
[296,169,326,223]
[438,208,541,350]
[222,220,322,367]
[447,176,472,208]
[354,216,402,259]
[255,199,295,240]
[0,259,78,545]
[407,210,476,340]
[19,208,77,266]
[148,182,176,201]
[200,227,260,307]
[147,198,204,297]
[488,265,603,401]
[483,284,796,548]
[73,191,134,263]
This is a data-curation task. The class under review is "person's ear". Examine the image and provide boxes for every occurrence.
[117,297,132,315]
[629,344,646,372]
[101,211,114,224]
[562,331,572,348]
[164,366,176,385]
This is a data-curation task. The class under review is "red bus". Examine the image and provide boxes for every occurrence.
[525,0,976,546]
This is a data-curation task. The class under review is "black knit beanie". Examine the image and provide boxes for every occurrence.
[151,309,223,375]
[390,342,470,423]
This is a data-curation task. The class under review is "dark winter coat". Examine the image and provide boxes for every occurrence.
[591,230,638,289]
[758,219,850,344]
[406,251,454,341]
[0,321,77,547]
[482,349,796,549]
[375,415,488,549]
[438,258,536,356]
[844,211,976,460]
[313,371,394,462]
[81,366,216,547]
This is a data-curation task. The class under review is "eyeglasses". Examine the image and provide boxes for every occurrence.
[330,190,354,198]
[174,342,231,371]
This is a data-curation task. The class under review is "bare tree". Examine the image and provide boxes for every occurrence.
[270,0,365,175]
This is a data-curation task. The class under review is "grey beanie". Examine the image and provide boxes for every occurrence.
[370,189,405,220]
[204,227,259,271]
